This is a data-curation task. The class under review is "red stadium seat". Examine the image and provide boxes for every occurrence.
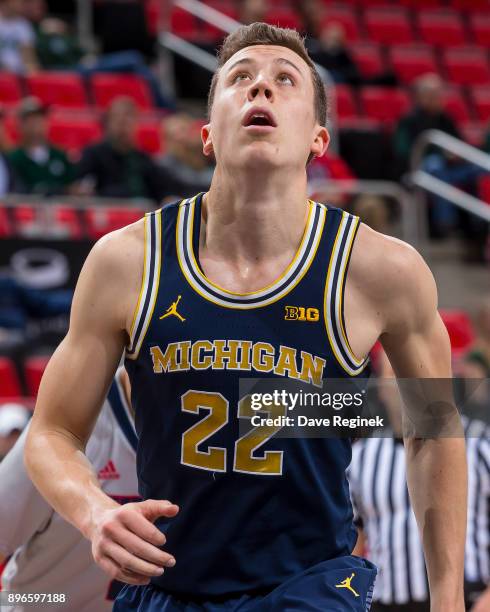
[443,47,490,86]
[364,8,414,45]
[48,114,102,153]
[0,73,22,107]
[136,121,162,155]
[389,45,438,84]
[321,6,361,42]
[201,2,239,43]
[0,357,22,397]
[478,174,490,205]
[26,72,88,109]
[470,86,490,122]
[360,87,411,123]
[85,208,145,240]
[444,86,471,123]
[12,205,37,236]
[170,6,199,39]
[145,0,160,35]
[398,0,443,6]
[48,206,83,239]
[350,43,385,77]
[91,74,154,109]
[0,207,12,238]
[417,10,467,47]
[333,85,359,119]
[439,310,474,355]
[265,9,302,30]
[24,356,50,397]
[451,0,490,9]
[469,15,490,48]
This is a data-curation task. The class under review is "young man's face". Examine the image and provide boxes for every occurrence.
[202,45,329,172]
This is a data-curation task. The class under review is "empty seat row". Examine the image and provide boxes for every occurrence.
[334,84,490,125]
[0,205,146,241]
[176,5,490,47]
[0,72,155,110]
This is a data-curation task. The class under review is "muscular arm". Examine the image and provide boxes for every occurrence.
[24,224,178,584]
[349,226,466,611]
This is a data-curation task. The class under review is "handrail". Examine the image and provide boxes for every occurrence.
[159,31,218,72]
[165,0,339,153]
[410,129,490,224]
[306,178,416,244]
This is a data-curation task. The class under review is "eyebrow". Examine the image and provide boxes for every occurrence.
[227,56,303,77]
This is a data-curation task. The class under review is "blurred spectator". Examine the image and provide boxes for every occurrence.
[0,0,38,74]
[395,74,482,240]
[292,0,319,39]
[25,0,83,69]
[0,403,30,461]
[23,0,173,109]
[348,194,391,234]
[8,97,75,195]
[394,74,460,176]
[308,24,360,85]
[158,114,214,200]
[74,97,164,202]
[238,0,268,25]
[0,106,14,196]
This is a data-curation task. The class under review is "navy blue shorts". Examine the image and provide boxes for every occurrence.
[113,555,377,611]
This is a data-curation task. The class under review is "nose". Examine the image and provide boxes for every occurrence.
[247,77,273,102]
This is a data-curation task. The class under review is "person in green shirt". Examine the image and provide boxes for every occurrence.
[8,97,75,195]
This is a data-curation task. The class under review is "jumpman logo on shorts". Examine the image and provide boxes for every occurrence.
[335,572,359,597]
[160,295,186,322]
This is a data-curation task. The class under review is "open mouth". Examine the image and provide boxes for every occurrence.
[243,109,277,128]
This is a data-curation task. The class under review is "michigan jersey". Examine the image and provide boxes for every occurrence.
[124,193,369,598]
[0,371,139,612]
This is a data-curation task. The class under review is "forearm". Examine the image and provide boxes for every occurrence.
[24,428,118,539]
[406,436,467,608]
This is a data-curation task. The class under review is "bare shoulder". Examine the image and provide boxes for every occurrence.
[72,218,146,335]
[349,223,437,334]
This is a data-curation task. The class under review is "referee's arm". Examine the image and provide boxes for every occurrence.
[372,240,466,612]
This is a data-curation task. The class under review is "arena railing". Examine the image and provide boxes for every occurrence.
[159,0,339,153]
[306,179,416,245]
[410,129,490,246]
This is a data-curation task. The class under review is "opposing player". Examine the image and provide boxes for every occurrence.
[0,369,138,611]
[25,24,466,611]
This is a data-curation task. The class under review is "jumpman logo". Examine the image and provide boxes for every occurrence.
[160,295,185,322]
[335,573,359,597]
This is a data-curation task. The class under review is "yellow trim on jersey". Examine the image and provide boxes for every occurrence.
[127,210,163,360]
[127,214,150,353]
[324,212,368,376]
[186,198,315,298]
[176,199,326,310]
[337,216,365,367]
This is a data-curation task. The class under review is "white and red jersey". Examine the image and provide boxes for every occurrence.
[0,370,138,611]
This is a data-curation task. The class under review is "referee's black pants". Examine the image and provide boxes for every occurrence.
[371,602,430,612]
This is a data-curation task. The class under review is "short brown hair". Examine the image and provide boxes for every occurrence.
[207,22,327,126]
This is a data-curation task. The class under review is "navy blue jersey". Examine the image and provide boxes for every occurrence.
[124,193,369,598]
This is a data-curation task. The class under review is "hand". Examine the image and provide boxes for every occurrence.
[90,499,179,585]
[471,586,490,612]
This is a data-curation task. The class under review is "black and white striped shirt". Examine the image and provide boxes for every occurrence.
[465,418,490,584]
[349,436,429,605]
[349,421,490,604]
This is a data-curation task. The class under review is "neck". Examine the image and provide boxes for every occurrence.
[203,164,310,263]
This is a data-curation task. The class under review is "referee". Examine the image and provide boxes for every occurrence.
[349,352,490,612]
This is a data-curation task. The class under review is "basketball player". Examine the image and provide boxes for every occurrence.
[0,368,138,611]
[24,24,466,611]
